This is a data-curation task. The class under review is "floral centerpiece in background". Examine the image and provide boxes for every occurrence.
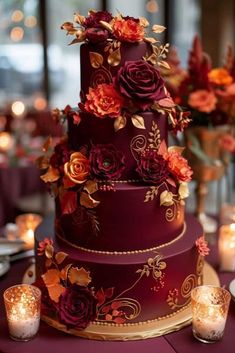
[163,35,235,232]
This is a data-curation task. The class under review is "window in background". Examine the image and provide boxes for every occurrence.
[169,0,200,68]
[0,0,43,110]
[47,0,101,108]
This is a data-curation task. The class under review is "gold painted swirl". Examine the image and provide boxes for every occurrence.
[90,67,112,88]
[181,274,197,298]
[130,135,147,161]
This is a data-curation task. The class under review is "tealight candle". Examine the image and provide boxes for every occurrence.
[15,213,42,249]
[218,224,235,271]
[0,132,14,152]
[191,285,231,343]
[4,284,41,341]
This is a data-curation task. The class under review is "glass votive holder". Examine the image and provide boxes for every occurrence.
[4,284,41,341]
[15,213,42,249]
[191,285,231,343]
[218,224,235,271]
[220,203,235,225]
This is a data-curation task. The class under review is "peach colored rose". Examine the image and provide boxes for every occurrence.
[84,84,124,118]
[208,68,233,86]
[165,151,193,182]
[64,152,90,184]
[188,89,217,113]
[113,18,145,42]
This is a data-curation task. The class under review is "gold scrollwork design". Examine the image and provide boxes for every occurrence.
[130,135,147,161]
[196,255,204,285]
[90,67,112,88]
[167,274,197,310]
[97,298,141,323]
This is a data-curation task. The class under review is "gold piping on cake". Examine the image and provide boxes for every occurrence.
[56,222,186,255]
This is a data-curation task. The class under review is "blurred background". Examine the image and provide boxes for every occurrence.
[0,0,234,227]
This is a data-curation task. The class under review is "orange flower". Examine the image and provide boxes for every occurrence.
[84,84,124,118]
[113,18,145,42]
[165,151,193,182]
[208,68,233,86]
[195,236,210,256]
[188,89,217,113]
[64,152,90,184]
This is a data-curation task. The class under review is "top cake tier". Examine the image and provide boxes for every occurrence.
[80,41,152,100]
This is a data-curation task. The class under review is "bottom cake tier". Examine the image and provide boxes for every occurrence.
[35,214,209,340]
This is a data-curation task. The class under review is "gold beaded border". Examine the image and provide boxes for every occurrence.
[56,222,186,255]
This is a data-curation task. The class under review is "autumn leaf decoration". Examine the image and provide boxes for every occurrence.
[39,239,92,303]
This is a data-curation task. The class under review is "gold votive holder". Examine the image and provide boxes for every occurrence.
[218,224,235,272]
[4,284,41,341]
[220,203,235,225]
[191,285,231,343]
[15,213,42,249]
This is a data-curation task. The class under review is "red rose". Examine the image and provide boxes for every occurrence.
[85,28,109,43]
[115,60,166,110]
[83,11,113,28]
[58,284,97,329]
[89,144,125,180]
[136,149,170,184]
[50,141,70,173]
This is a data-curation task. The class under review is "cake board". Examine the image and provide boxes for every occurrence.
[23,261,219,341]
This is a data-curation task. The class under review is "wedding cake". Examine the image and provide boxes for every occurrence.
[35,10,208,340]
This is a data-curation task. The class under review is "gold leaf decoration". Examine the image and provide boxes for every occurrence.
[42,269,60,287]
[144,37,157,44]
[178,182,189,200]
[47,283,65,303]
[144,186,158,202]
[168,146,185,155]
[158,60,171,70]
[60,263,73,280]
[55,251,68,265]
[80,191,100,208]
[145,53,158,65]
[40,166,60,183]
[107,47,121,66]
[131,115,146,129]
[35,155,50,170]
[89,52,104,68]
[69,38,84,46]
[43,136,52,152]
[114,116,127,132]
[84,180,98,194]
[68,266,92,286]
[139,17,149,27]
[160,190,174,206]
[45,244,54,259]
[152,24,166,33]
[148,120,161,149]
[99,20,113,32]
[73,13,85,25]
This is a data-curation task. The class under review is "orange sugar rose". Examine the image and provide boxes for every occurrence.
[165,151,193,182]
[188,89,217,113]
[208,68,233,86]
[64,152,90,184]
[84,84,124,118]
[113,18,145,42]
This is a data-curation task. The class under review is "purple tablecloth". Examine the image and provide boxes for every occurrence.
[0,225,235,353]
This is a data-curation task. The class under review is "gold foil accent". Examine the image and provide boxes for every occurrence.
[89,52,104,68]
[40,263,219,340]
[56,222,186,255]
[107,47,121,66]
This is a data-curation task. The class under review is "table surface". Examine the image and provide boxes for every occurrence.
[0,224,235,353]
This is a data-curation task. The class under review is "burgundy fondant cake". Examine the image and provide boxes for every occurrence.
[35,10,209,340]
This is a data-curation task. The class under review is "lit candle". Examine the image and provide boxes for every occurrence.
[0,132,14,152]
[4,284,41,341]
[218,224,235,271]
[15,213,42,249]
[191,285,231,343]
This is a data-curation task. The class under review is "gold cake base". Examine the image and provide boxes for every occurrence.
[23,262,220,341]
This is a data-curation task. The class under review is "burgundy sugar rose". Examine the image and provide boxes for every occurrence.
[50,141,70,173]
[85,28,109,43]
[58,284,97,329]
[115,60,166,109]
[89,144,125,180]
[83,11,112,28]
[136,149,170,184]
